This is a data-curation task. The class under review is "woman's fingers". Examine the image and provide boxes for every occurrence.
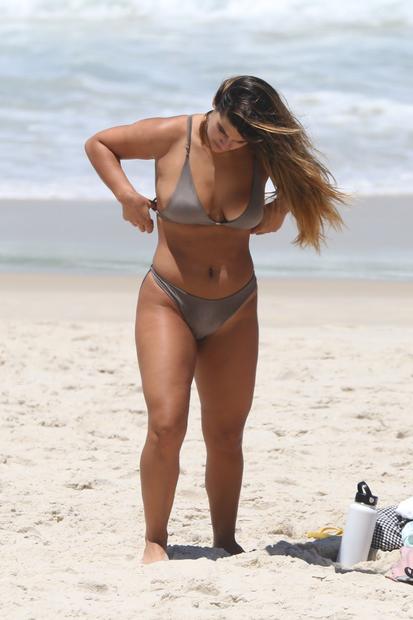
[122,197,154,233]
[140,204,154,232]
[251,222,267,234]
[142,209,154,233]
[135,216,153,233]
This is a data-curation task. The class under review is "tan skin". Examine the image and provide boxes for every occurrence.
[84,109,288,564]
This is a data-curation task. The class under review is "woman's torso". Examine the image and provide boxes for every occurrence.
[152,113,267,297]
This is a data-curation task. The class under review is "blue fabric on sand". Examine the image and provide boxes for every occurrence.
[401,522,413,548]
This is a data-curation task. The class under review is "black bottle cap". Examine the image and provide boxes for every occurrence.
[355,481,378,506]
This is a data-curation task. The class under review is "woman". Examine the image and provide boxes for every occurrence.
[84,75,347,564]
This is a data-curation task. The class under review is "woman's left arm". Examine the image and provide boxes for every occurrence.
[250,197,289,235]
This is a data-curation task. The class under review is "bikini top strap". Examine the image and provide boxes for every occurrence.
[185,115,192,156]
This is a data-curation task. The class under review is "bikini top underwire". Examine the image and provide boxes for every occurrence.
[154,115,265,229]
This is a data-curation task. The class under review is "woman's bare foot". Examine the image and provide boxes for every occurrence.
[142,541,169,564]
[214,538,244,555]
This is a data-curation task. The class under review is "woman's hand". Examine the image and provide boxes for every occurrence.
[119,190,156,233]
[250,199,289,235]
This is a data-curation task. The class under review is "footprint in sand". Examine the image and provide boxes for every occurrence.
[78,581,109,593]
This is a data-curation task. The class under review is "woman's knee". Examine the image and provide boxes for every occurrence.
[202,414,248,452]
[147,410,188,450]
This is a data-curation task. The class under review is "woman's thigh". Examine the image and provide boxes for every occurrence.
[194,290,259,442]
[135,271,198,430]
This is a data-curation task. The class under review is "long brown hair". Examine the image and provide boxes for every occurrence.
[209,75,350,253]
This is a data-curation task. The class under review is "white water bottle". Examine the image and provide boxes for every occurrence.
[337,481,378,567]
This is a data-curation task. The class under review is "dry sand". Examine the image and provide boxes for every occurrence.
[1,272,413,619]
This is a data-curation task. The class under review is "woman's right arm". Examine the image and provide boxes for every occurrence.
[84,116,183,233]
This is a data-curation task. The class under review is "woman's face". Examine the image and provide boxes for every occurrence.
[206,110,247,153]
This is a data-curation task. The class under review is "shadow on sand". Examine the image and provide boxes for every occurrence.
[166,536,380,576]
[167,544,231,561]
[266,536,379,575]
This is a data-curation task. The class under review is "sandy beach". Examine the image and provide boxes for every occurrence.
[3,0,413,616]
[2,272,413,619]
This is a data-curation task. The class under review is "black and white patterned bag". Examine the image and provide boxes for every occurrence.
[371,505,411,551]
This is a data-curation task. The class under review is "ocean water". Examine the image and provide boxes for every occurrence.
[1,196,412,280]
[0,0,412,278]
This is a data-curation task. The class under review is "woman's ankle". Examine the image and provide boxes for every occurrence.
[145,533,168,548]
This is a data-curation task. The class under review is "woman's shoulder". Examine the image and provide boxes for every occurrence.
[148,113,188,135]
[141,114,190,157]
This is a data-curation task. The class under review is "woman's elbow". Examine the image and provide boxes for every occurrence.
[84,136,97,154]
